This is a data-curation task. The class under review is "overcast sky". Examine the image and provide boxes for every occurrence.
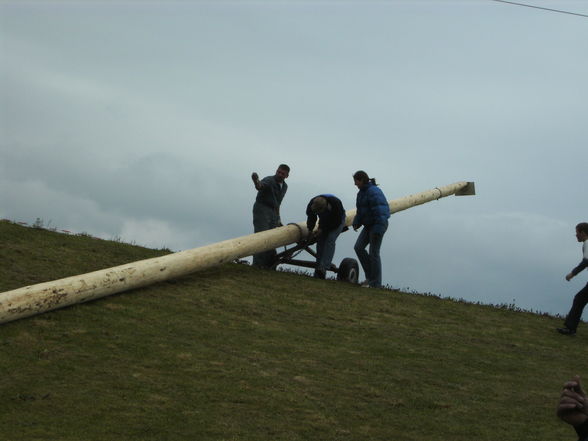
[1,0,586,315]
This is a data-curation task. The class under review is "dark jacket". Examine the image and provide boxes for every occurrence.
[255,175,287,211]
[352,182,390,235]
[306,194,345,233]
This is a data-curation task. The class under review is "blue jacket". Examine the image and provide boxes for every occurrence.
[352,182,390,234]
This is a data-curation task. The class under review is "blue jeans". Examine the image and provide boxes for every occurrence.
[315,220,346,276]
[354,227,386,287]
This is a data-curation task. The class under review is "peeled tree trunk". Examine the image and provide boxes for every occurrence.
[0,181,474,324]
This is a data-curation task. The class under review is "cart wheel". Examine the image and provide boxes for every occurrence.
[337,258,359,284]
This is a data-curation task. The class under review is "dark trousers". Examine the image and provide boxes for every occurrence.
[252,203,279,268]
[564,283,588,331]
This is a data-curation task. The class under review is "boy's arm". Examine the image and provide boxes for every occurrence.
[568,259,588,281]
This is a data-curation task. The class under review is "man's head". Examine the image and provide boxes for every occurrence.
[310,196,328,214]
[576,222,588,242]
[275,164,290,183]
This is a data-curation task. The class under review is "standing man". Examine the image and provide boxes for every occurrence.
[305,194,346,279]
[557,222,588,336]
[352,170,390,288]
[251,164,290,268]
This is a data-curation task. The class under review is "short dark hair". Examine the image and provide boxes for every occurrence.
[310,196,328,214]
[577,223,588,235]
[278,164,290,173]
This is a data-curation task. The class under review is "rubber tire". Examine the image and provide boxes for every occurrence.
[337,257,359,284]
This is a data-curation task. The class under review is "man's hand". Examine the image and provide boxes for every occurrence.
[307,228,320,240]
[251,172,261,190]
[557,375,588,427]
[566,272,575,281]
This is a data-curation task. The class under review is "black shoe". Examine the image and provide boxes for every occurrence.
[313,269,326,279]
[557,327,576,336]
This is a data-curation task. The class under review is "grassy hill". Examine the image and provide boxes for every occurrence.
[0,219,583,441]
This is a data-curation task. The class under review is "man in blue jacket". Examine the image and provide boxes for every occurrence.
[306,194,346,279]
[351,170,390,288]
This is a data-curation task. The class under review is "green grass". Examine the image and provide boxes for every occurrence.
[0,219,583,440]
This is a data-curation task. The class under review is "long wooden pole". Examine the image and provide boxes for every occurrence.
[0,181,474,324]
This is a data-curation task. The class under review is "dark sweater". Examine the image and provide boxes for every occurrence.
[306,195,345,233]
[255,175,287,210]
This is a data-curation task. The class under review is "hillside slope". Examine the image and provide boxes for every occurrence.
[0,220,582,441]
